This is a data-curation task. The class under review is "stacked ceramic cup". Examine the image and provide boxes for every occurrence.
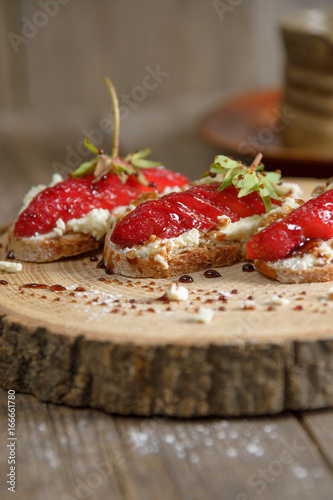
[281,9,333,153]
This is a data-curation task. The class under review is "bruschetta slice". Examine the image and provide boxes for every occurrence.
[7,78,188,262]
[246,187,333,283]
[102,154,302,278]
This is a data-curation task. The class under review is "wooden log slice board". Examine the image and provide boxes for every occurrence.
[1,179,333,418]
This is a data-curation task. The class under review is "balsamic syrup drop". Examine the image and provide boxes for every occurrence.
[179,275,194,283]
[204,269,221,278]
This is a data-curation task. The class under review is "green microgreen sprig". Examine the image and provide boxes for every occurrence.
[204,153,283,212]
[71,77,161,184]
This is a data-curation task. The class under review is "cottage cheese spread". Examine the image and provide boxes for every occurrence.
[270,238,333,271]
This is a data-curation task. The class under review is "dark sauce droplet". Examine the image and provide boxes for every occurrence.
[97,260,106,269]
[242,263,254,272]
[179,275,194,283]
[49,285,67,292]
[74,287,86,292]
[90,255,99,262]
[0,280,8,285]
[204,269,221,278]
[20,283,49,289]
[6,251,15,260]
[105,267,114,275]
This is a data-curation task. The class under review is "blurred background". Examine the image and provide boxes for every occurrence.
[0,0,332,224]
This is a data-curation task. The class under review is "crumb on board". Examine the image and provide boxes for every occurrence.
[0,261,22,273]
[270,295,290,306]
[165,282,189,301]
[194,306,214,324]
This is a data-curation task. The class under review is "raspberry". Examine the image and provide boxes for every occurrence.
[111,183,268,247]
[15,169,188,237]
[246,189,333,260]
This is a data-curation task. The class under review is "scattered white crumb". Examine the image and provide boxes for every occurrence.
[194,306,214,324]
[0,261,22,273]
[165,282,189,301]
[270,295,290,306]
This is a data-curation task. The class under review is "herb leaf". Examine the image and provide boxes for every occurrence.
[210,153,282,212]
[71,158,98,178]
[84,138,100,155]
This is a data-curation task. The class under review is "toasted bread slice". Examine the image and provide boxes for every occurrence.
[7,226,101,263]
[254,240,333,284]
[254,259,333,284]
[103,235,246,278]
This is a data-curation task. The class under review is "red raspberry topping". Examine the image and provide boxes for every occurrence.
[111,183,269,247]
[15,168,188,238]
[246,189,333,260]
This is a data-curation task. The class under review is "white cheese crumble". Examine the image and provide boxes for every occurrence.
[0,261,22,273]
[165,282,189,301]
[194,306,214,324]
[153,253,169,269]
[53,218,66,237]
[19,173,63,213]
[66,209,113,241]
[270,295,290,306]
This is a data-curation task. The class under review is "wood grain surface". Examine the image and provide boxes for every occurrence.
[1,179,333,418]
[2,390,333,500]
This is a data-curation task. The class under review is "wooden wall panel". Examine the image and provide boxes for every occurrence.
[1,0,332,119]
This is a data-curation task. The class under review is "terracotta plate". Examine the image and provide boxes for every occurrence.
[198,89,333,177]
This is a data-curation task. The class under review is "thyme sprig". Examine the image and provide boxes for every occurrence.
[71,77,161,184]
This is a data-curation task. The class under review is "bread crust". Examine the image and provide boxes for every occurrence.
[102,237,246,278]
[254,258,333,284]
[7,226,101,263]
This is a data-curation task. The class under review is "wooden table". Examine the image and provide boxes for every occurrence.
[1,99,333,500]
[1,390,333,499]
